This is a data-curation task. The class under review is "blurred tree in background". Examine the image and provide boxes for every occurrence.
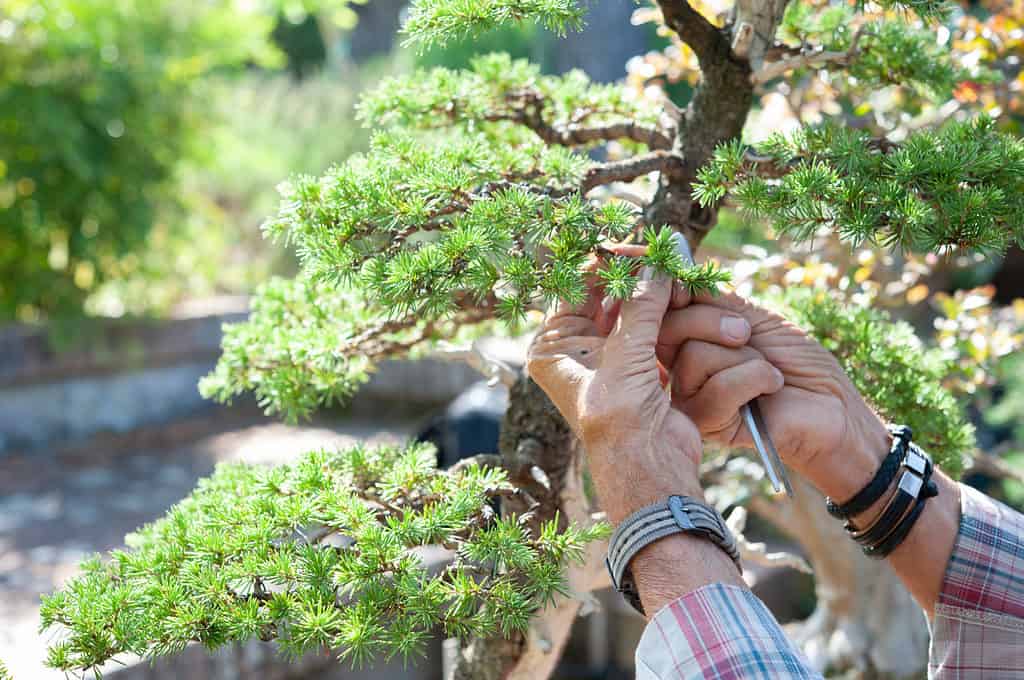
[0,0,274,320]
[0,0,372,323]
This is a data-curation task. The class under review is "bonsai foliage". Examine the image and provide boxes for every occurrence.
[198,51,730,420]
[694,118,1024,253]
[40,442,608,672]
[40,0,1024,675]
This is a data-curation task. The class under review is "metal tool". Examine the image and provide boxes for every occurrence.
[669,232,793,497]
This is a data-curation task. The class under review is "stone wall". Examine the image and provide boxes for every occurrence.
[0,301,489,454]
[105,638,442,680]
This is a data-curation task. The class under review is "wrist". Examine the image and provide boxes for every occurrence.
[586,435,704,524]
[806,398,891,503]
[630,531,746,617]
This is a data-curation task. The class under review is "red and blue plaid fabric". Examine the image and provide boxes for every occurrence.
[930,485,1024,679]
[636,584,822,679]
[636,484,1024,679]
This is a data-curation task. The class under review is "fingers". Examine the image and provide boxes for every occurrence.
[656,304,752,367]
[602,242,693,314]
[680,358,784,436]
[671,342,764,402]
[690,289,780,330]
[548,257,605,329]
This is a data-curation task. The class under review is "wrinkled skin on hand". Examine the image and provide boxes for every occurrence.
[659,292,887,482]
[526,264,758,521]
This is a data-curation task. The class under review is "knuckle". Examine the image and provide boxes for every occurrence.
[679,339,711,364]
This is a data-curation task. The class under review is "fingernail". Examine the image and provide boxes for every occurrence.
[721,316,750,342]
[772,366,785,386]
[639,266,656,282]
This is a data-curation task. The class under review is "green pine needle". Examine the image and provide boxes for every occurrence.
[39,443,610,675]
[402,0,585,50]
[694,118,1024,256]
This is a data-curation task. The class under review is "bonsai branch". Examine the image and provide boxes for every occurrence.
[582,150,682,192]
[655,0,730,66]
[495,90,674,150]
[752,28,866,85]
[726,506,813,575]
[435,341,519,388]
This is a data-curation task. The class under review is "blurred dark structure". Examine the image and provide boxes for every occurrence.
[417,381,509,468]
[348,0,647,82]
[272,13,328,78]
[992,246,1024,304]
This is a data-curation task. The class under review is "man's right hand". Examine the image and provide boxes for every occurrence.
[659,292,891,502]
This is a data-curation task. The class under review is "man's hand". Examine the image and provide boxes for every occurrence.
[527,268,753,522]
[659,292,891,501]
[528,265,754,612]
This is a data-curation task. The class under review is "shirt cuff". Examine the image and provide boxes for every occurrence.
[635,583,821,679]
[938,483,1024,618]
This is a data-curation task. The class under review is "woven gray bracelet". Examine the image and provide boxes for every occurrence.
[606,496,741,615]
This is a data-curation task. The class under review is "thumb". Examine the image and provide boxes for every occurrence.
[604,266,672,367]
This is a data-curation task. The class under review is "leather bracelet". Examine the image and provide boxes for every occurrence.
[847,445,931,545]
[849,470,919,545]
[864,481,936,559]
[606,496,741,616]
[860,444,938,558]
[826,425,911,519]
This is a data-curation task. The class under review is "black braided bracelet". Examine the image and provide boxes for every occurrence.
[826,425,912,519]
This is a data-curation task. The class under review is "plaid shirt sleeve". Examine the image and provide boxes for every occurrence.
[930,484,1024,679]
[634,583,823,679]
[634,484,1024,679]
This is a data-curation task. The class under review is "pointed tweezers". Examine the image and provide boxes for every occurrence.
[670,233,793,497]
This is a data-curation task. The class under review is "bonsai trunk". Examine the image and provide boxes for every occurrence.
[449,372,608,680]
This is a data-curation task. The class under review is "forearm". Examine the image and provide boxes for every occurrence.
[589,439,748,617]
[632,515,748,617]
[804,405,960,616]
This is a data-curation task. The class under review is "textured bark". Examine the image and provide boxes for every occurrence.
[752,478,930,679]
[644,0,788,251]
[449,372,580,680]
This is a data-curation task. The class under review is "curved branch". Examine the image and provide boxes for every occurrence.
[752,28,866,85]
[497,90,674,149]
[582,150,682,192]
[556,121,673,150]
[656,0,729,66]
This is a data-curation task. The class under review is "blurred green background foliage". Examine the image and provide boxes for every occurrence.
[0,0,608,324]
[0,0,378,322]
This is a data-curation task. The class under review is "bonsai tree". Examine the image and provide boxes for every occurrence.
[41,0,1024,677]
